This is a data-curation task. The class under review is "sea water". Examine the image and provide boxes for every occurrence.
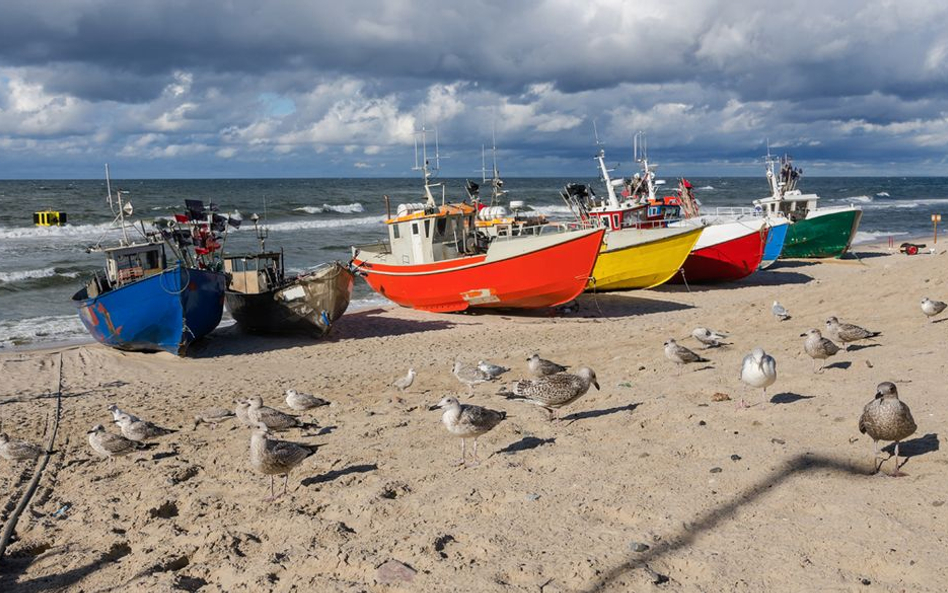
[2,176,946,350]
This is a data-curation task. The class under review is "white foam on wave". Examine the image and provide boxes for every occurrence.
[842,195,872,203]
[0,267,82,284]
[257,215,384,233]
[0,314,90,349]
[853,230,909,244]
[698,185,715,191]
[295,203,365,215]
[530,204,574,216]
[0,222,119,241]
[875,192,890,198]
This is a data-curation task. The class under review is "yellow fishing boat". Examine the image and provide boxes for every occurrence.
[589,225,703,290]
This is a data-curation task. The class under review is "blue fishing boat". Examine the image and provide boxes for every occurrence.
[72,245,226,355]
[72,168,228,355]
[759,217,790,269]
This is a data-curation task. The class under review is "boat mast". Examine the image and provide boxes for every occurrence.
[104,164,132,246]
[593,122,621,209]
[764,142,782,199]
[413,124,442,208]
[634,131,657,202]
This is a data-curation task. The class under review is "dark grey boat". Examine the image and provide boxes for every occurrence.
[224,251,354,337]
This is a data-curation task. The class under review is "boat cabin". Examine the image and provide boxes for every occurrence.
[105,243,167,286]
[385,203,478,264]
[83,242,167,298]
[754,191,819,223]
[34,210,67,226]
[224,252,284,294]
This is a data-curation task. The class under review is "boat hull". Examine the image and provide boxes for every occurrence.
[779,208,863,258]
[225,263,354,336]
[588,226,703,291]
[353,228,605,312]
[670,221,768,284]
[72,267,226,355]
[760,218,790,269]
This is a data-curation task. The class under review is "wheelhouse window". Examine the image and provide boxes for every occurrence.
[412,222,419,235]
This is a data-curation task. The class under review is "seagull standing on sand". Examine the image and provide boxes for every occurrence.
[430,396,506,466]
[285,389,330,412]
[87,424,141,460]
[0,433,44,462]
[692,327,729,348]
[193,407,236,429]
[859,382,917,476]
[739,348,777,408]
[107,404,140,423]
[392,368,416,393]
[772,301,790,321]
[504,367,599,420]
[527,354,568,377]
[664,339,709,374]
[802,329,841,373]
[247,396,306,431]
[921,297,947,323]
[453,360,492,394]
[114,413,177,443]
[825,316,881,350]
[477,360,510,379]
[249,422,318,501]
[234,399,254,427]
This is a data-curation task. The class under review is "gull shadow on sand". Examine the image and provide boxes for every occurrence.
[882,433,939,459]
[302,463,378,486]
[0,541,131,592]
[496,436,556,455]
[845,343,882,352]
[580,453,875,592]
[769,392,814,405]
[824,361,852,371]
[562,402,641,423]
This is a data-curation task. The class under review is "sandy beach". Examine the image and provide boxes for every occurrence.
[1,239,947,592]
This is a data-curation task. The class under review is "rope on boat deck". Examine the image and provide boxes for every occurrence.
[0,352,65,563]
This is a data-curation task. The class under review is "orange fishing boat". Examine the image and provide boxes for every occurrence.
[351,135,604,312]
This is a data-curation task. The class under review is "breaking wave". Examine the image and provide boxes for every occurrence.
[294,203,365,214]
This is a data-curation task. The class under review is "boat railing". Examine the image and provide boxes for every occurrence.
[706,206,761,218]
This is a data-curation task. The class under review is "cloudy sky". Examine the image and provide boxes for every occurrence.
[1,0,947,178]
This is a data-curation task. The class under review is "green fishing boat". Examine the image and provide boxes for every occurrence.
[753,154,862,259]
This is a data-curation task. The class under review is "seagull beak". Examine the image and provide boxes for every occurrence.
[428,404,442,411]
[799,333,807,337]
[593,381,600,390]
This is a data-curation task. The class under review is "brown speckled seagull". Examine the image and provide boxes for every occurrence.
[249,422,318,501]
[430,396,506,466]
[504,366,599,420]
[859,382,917,476]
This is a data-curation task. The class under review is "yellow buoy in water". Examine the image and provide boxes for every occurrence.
[33,210,68,226]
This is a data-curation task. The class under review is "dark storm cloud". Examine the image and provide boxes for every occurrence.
[0,0,947,176]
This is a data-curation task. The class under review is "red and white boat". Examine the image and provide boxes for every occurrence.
[625,133,768,284]
[351,139,604,312]
[668,215,768,283]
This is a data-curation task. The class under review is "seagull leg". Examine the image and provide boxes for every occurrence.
[283,474,290,497]
[890,441,908,477]
[761,386,768,406]
[469,439,480,467]
[264,475,275,502]
[870,440,882,474]
[456,439,466,466]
